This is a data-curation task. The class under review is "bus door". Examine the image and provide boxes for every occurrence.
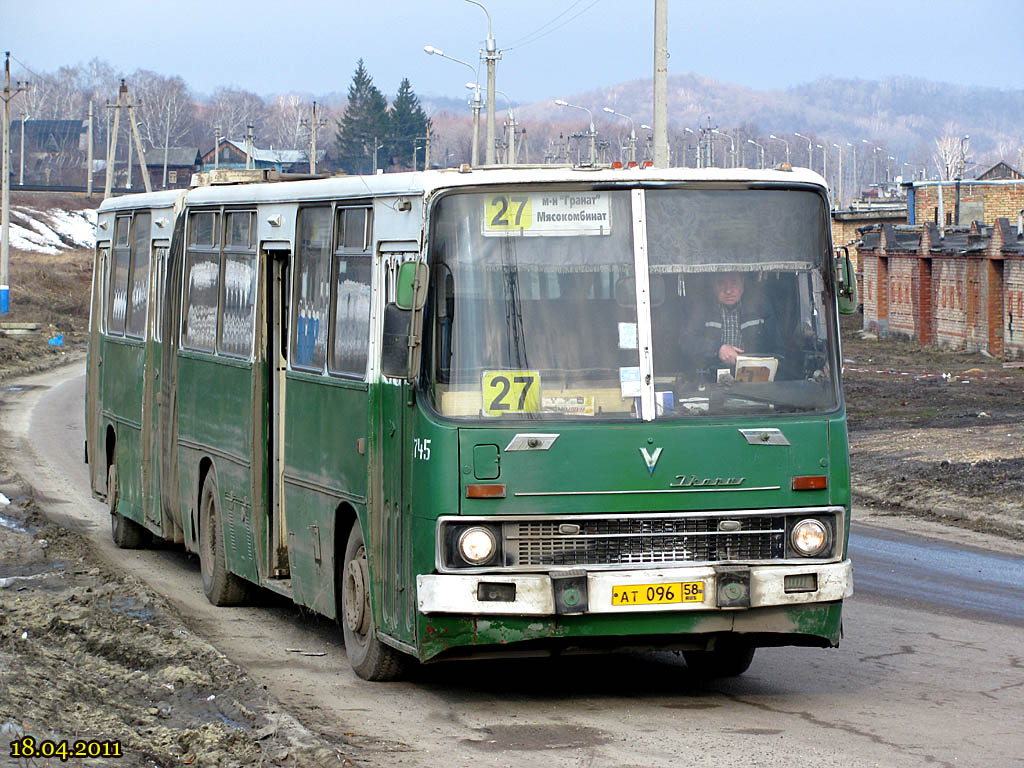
[141,237,170,531]
[86,239,109,496]
[376,248,419,642]
[265,245,291,580]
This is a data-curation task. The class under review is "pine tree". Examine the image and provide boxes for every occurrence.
[387,78,432,170]
[335,60,389,175]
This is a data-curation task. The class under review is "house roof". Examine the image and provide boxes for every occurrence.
[142,147,201,167]
[975,161,1023,181]
[221,139,310,165]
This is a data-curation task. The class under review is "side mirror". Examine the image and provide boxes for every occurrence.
[382,260,429,379]
[396,260,428,310]
[834,247,858,315]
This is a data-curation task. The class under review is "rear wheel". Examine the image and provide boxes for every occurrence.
[108,463,151,549]
[198,472,247,606]
[340,522,407,681]
[683,641,756,678]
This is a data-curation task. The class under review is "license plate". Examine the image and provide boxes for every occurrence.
[611,581,705,606]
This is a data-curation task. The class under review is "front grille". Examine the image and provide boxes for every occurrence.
[507,515,786,568]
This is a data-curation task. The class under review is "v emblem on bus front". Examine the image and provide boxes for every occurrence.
[639,447,663,474]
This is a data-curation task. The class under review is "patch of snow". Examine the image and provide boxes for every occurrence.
[8,206,97,253]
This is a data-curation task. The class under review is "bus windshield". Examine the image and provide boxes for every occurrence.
[427,186,839,421]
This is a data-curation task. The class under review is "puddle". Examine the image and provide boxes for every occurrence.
[104,596,157,622]
[214,713,249,730]
[0,514,39,534]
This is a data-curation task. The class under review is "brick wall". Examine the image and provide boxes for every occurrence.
[1006,261,1024,357]
[964,257,989,352]
[862,254,879,331]
[888,256,918,339]
[914,182,1024,227]
[933,258,968,347]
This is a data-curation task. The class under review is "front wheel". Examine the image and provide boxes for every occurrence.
[683,642,755,678]
[198,472,248,606]
[109,463,151,549]
[340,522,407,681]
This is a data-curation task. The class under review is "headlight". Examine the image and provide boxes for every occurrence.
[791,519,829,557]
[458,527,497,564]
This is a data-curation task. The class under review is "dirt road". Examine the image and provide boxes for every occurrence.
[3,362,1022,768]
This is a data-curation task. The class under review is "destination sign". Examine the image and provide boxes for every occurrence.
[482,192,612,237]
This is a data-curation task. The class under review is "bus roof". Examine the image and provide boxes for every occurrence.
[97,166,827,212]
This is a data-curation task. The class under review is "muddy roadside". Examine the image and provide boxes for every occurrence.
[840,311,1024,540]
[0,469,353,768]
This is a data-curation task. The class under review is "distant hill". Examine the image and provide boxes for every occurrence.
[504,72,1024,170]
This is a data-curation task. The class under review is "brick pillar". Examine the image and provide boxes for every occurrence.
[918,258,933,345]
[877,256,889,337]
[989,259,1005,356]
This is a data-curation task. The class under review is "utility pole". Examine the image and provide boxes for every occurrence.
[652,0,669,168]
[214,125,221,169]
[466,1,500,165]
[245,123,254,170]
[303,101,328,174]
[2,51,29,315]
[162,99,172,188]
[104,80,151,197]
[87,102,94,196]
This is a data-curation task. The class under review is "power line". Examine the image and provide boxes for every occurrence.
[8,54,44,84]
[504,0,603,52]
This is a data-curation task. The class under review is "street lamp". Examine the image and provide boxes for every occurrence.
[19,113,29,185]
[861,139,881,184]
[496,88,517,164]
[848,142,858,201]
[425,45,481,166]
[794,132,813,169]
[465,0,500,165]
[711,129,735,168]
[817,144,827,187]
[747,138,764,169]
[603,107,636,164]
[554,99,596,165]
[957,135,970,178]
[769,134,790,165]
[832,143,844,207]
[683,127,699,167]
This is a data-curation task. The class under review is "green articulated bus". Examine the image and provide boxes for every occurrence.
[86,165,857,680]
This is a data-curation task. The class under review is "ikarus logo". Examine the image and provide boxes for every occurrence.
[639,447,663,474]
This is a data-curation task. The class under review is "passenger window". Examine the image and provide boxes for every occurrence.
[329,207,373,377]
[292,207,331,371]
[221,211,257,358]
[153,245,168,343]
[182,211,221,352]
[106,216,132,335]
[125,212,151,339]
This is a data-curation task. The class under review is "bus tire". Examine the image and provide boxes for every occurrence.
[683,642,755,678]
[341,522,407,681]
[199,472,248,606]
[109,463,151,549]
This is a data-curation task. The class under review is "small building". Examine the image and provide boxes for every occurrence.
[200,139,323,174]
[903,177,1024,230]
[141,147,202,189]
[976,161,1023,181]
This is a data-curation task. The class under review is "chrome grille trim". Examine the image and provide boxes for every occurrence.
[436,507,845,574]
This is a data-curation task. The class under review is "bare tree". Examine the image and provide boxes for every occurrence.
[130,70,195,151]
[265,93,310,149]
[204,87,266,144]
[933,124,970,180]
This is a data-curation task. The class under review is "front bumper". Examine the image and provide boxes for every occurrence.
[417,560,852,616]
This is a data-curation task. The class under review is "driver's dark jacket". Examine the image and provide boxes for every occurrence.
[684,298,784,372]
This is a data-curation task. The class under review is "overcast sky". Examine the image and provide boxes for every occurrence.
[7,0,1023,103]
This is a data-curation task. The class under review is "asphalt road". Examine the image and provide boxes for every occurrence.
[4,362,1023,768]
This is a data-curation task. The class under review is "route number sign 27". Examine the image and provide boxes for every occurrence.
[482,371,541,416]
